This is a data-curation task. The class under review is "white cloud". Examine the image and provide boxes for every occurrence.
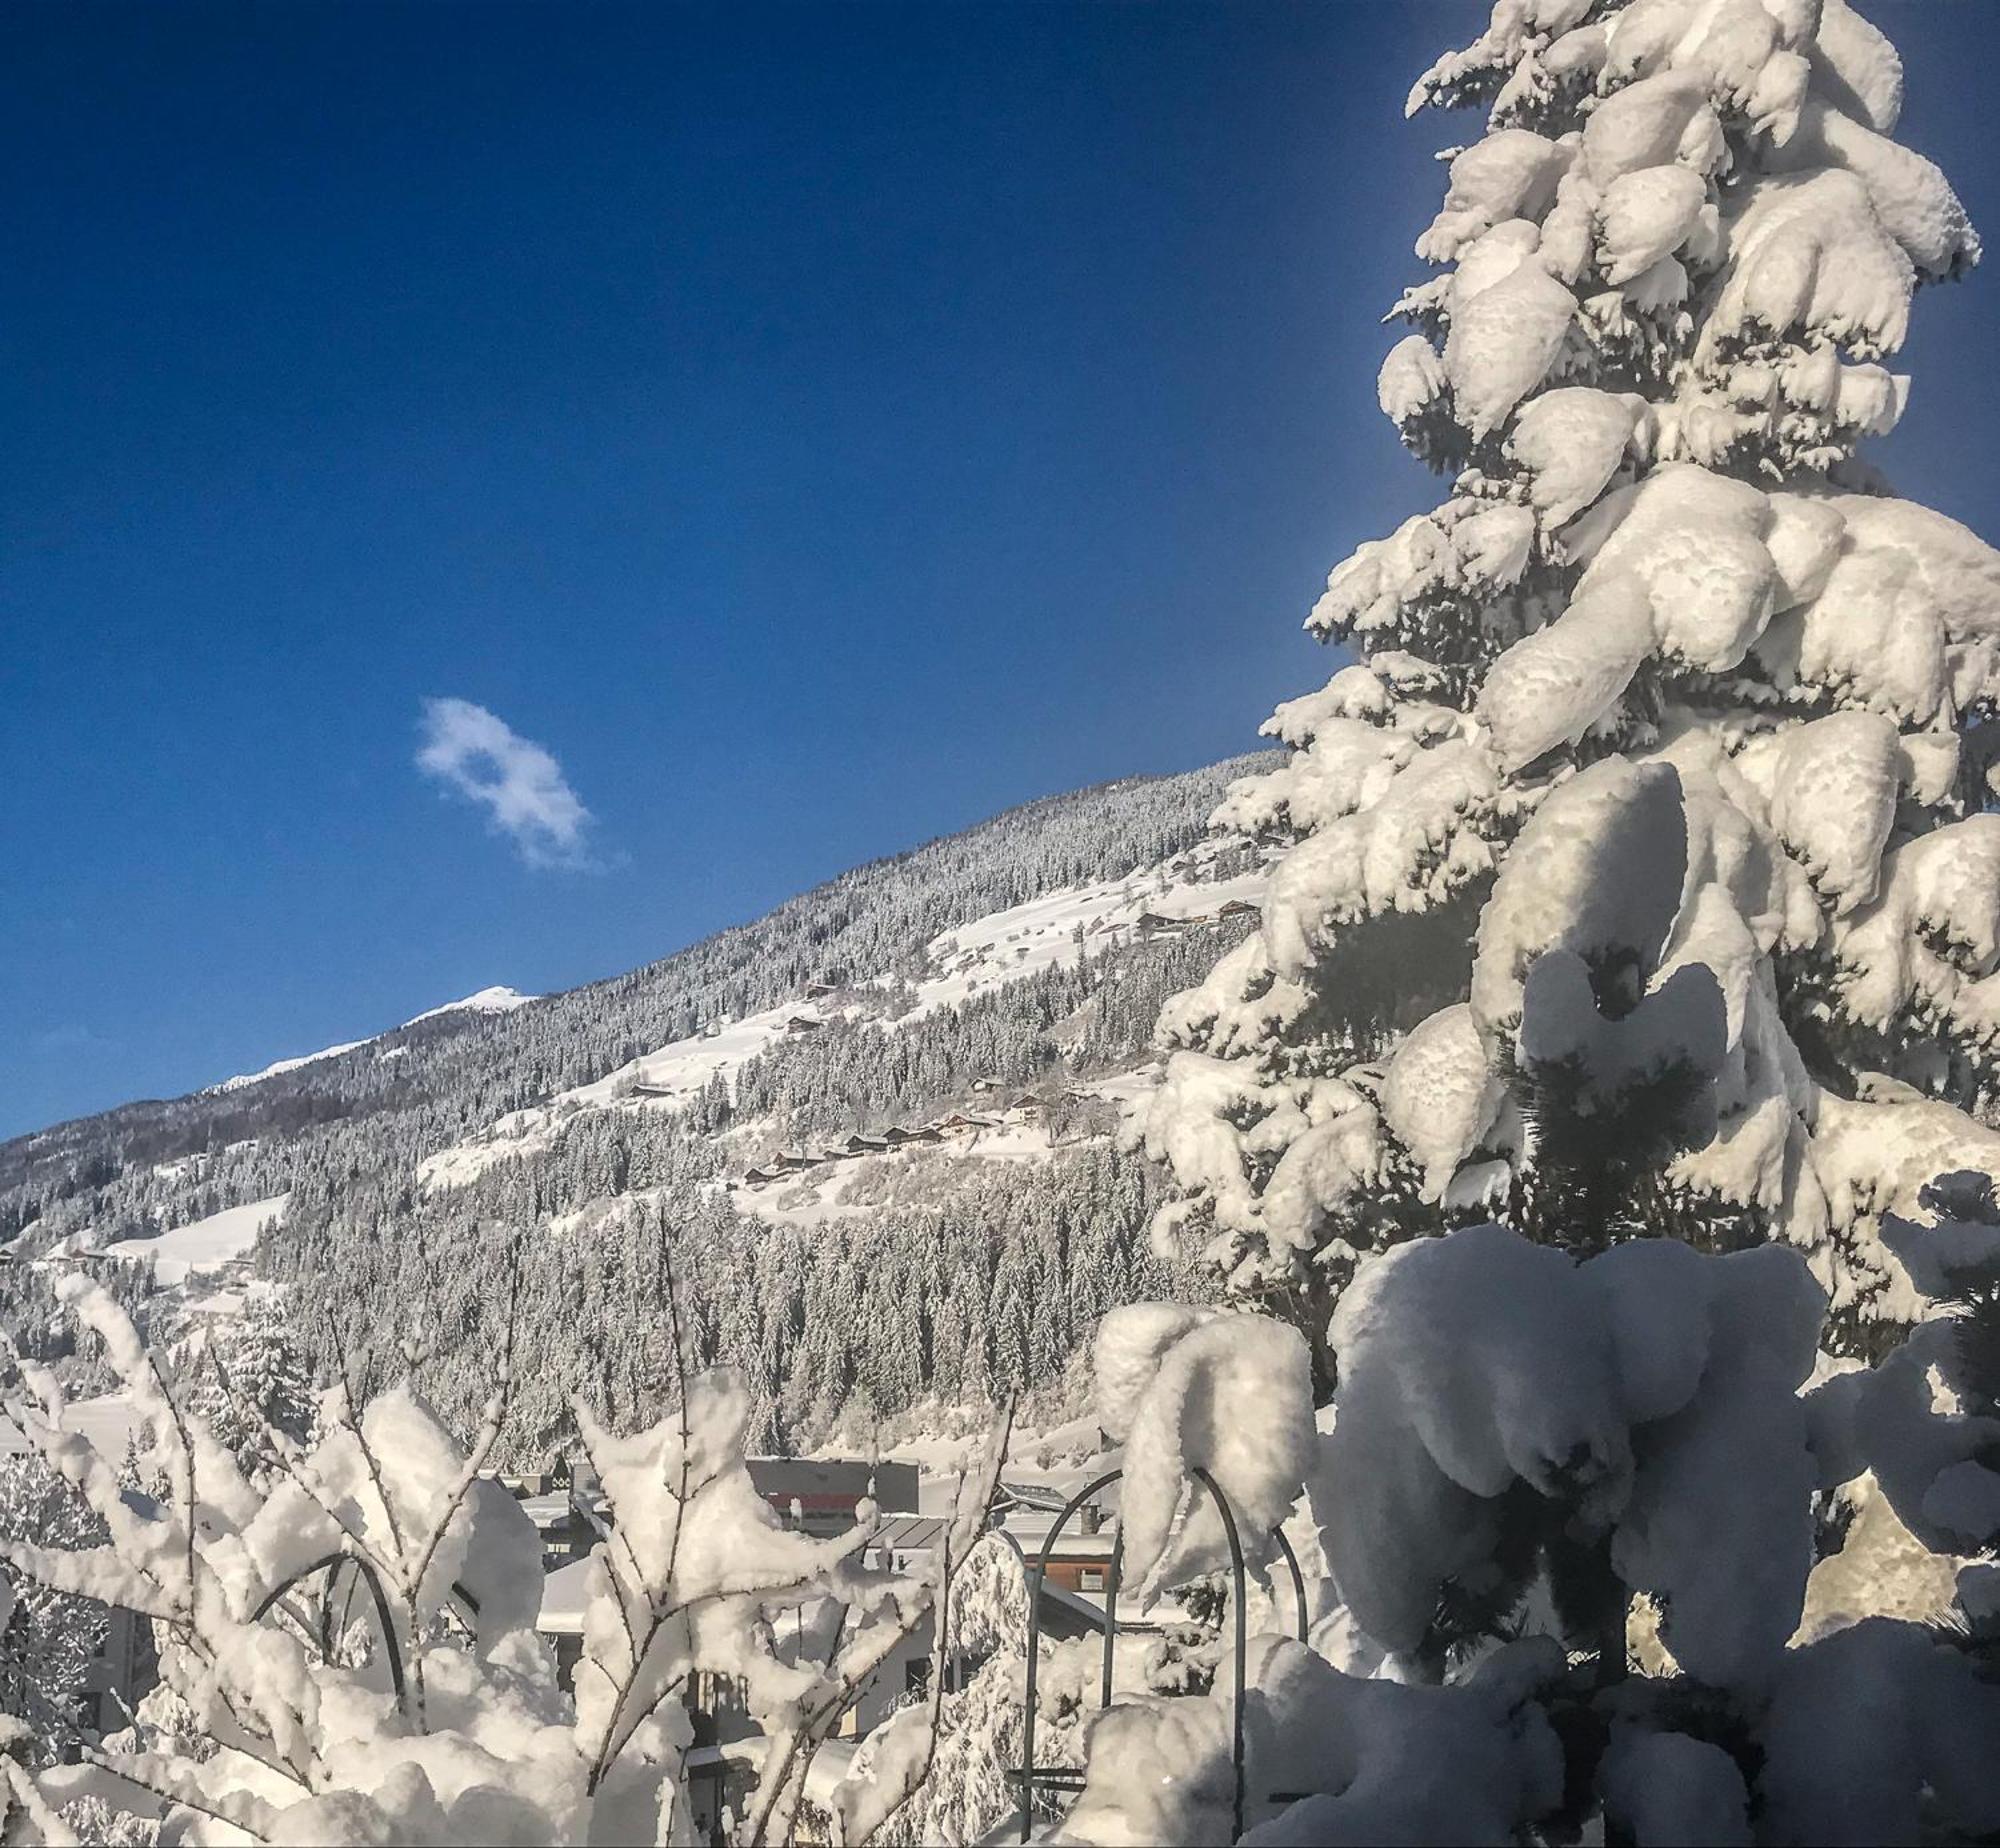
[416,697,594,868]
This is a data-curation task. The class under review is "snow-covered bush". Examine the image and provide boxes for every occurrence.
[1145,0,2000,1363]
[0,1276,1007,1846]
[1053,1203,2000,1845]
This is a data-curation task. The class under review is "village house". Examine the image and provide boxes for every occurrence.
[502,1457,604,1571]
[989,1481,1198,1645]
[931,1111,995,1137]
[748,1457,920,1535]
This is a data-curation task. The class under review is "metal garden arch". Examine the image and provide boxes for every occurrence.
[1011,1466,1309,1843]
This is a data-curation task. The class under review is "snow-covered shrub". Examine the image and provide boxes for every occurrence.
[1145,0,2000,1362]
[1055,1206,2000,1846]
[0,1277,1007,1846]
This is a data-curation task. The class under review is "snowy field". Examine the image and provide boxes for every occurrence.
[101,1190,291,1286]
[0,1391,142,1462]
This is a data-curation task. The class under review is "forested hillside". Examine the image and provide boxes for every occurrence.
[2,755,1272,1452]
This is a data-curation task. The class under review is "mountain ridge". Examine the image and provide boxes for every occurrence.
[1,755,1272,1267]
[2,756,1270,1187]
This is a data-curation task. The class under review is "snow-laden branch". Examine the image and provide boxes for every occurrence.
[0,1279,947,1844]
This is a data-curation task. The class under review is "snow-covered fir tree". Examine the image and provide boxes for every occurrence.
[1144,0,2000,1375]
[1041,5,2000,1838]
[0,1454,107,1764]
[178,1300,317,1485]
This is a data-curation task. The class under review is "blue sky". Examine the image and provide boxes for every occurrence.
[4,3,1998,1138]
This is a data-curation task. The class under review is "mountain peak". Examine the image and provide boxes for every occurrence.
[402,985,536,1027]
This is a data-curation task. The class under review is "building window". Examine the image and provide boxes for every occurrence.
[1078,1568,1106,1592]
[905,1658,931,1699]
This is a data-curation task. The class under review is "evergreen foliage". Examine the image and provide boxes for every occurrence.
[1145,0,2000,1367]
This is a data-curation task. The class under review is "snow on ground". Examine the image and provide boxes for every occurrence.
[880,1414,1118,1509]
[419,1001,808,1189]
[728,1082,1152,1230]
[417,851,1270,1192]
[0,1392,142,1462]
[904,857,1269,1023]
[149,1140,259,1185]
[211,986,534,1092]
[101,1191,290,1286]
[1084,1065,1170,1114]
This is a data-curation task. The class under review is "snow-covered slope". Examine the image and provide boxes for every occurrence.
[100,1191,291,1286]
[1,754,1273,1458]
[214,1039,375,1094]
[417,846,1268,1190]
[400,985,537,1028]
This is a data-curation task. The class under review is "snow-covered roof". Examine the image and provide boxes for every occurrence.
[865,1514,949,1556]
[517,1491,600,1532]
[536,1557,593,1636]
[996,1512,1117,1560]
